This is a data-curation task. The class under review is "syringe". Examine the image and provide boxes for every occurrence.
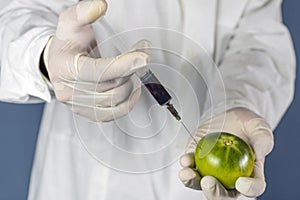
[135,68,197,143]
[95,18,197,143]
[135,68,181,121]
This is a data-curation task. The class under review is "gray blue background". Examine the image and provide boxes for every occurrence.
[0,1,299,199]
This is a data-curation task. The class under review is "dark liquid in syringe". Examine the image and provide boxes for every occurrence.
[144,83,172,105]
[140,70,181,121]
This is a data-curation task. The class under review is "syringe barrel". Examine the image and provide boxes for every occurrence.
[137,68,172,106]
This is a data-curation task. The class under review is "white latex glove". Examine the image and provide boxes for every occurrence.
[43,0,150,122]
[178,108,274,200]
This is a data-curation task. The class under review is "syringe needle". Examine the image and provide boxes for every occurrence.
[180,120,198,144]
[165,103,198,144]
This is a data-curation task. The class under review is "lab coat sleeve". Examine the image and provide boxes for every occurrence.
[214,0,296,129]
[0,0,76,103]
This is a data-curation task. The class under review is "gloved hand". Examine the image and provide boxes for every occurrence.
[43,0,150,122]
[178,108,274,200]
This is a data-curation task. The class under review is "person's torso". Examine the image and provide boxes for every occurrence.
[28,1,254,200]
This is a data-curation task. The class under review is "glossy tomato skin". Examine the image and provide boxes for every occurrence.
[194,132,255,189]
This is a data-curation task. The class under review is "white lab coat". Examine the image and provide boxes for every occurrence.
[0,0,296,200]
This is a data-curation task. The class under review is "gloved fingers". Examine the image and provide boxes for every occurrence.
[55,0,107,42]
[236,160,266,197]
[244,118,274,161]
[96,86,141,122]
[75,0,107,27]
[87,40,101,58]
[179,152,195,168]
[71,75,140,107]
[58,0,107,30]
[178,168,201,190]
[76,51,149,82]
[61,76,129,94]
[201,176,238,200]
[68,84,141,122]
[94,77,129,92]
[129,39,152,54]
[52,76,130,103]
[251,159,265,179]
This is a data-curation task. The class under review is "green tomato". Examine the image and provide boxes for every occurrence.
[194,132,255,189]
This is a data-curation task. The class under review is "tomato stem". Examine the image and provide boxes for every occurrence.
[222,138,234,146]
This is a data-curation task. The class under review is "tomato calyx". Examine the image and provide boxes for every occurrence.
[222,137,234,146]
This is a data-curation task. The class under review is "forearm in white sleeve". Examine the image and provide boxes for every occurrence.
[215,0,296,129]
[0,0,76,103]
